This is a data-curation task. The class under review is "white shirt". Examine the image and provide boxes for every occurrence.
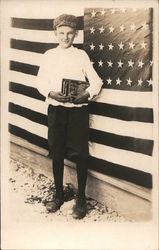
[37,45,103,107]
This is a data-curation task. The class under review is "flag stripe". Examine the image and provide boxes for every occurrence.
[11,39,84,54]
[11,17,84,30]
[10,61,39,76]
[90,129,153,156]
[89,143,152,174]
[9,29,84,44]
[9,102,153,156]
[89,102,153,123]
[89,157,152,188]
[96,89,153,108]
[90,114,153,140]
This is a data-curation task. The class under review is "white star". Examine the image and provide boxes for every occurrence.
[98,60,103,67]
[140,41,147,49]
[150,60,153,66]
[128,59,134,67]
[121,8,126,13]
[99,43,104,50]
[99,26,105,33]
[90,43,95,50]
[130,24,136,31]
[142,21,148,30]
[147,78,153,86]
[120,25,125,32]
[91,60,95,65]
[100,9,105,15]
[132,8,137,12]
[116,77,122,85]
[90,27,95,34]
[117,60,124,68]
[108,43,114,50]
[107,77,112,85]
[138,60,144,68]
[111,9,116,14]
[118,41,124,50]
[91,10,96,17]
[138,78,143,86]
[129,42,135,49]
[126,78,132,86]
[109,26,115,33]
[107,60,113,67]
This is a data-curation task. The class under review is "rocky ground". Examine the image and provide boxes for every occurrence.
[8,158,132,223]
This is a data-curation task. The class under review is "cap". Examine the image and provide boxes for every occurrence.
[54,14,77,30]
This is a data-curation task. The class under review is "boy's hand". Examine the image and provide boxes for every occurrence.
[49,91,71,103]
[72,91,90,104]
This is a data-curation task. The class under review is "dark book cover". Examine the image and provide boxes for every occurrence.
[61,78,90,96]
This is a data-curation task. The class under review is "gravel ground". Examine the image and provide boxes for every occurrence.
[9,158,132,223]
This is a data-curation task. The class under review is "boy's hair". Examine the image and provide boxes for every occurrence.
[53,14,77,30]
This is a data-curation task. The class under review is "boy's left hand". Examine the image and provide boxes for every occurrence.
[72,91,90,104]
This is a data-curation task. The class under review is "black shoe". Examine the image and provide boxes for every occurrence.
[72,196,87,219]
[46,196,64,213]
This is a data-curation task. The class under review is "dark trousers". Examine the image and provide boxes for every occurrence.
[48,105,89,198]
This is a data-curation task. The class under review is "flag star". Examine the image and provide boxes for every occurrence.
[99,43,104,50]
[147,78,153,86]
[98,60,103,67]
[128,59,134,67]
[129,42,135,49]
[118,41,124,50]
[100,9,105,15]
[126,78,132,86]
[91,60,95,65]
[142,21,148,30]
[90,43,95,50]
[111,9,116,14]
[108,43,114,50]
[90,27,95,34]
[107,60,113,67]
[99,26,105,33]
[117,60,124,68]
[121,8,126,13]
[132,8,137,12]
[116,77,122,85]
[107,77,112,85]
[138,78,143,86]
[120,25,125,32]
[138,60,144,68]
[91,10,96,17]
[109,26,115,33]
[150,60,153,66]
[140,41,147,49]
[130,24,136,31]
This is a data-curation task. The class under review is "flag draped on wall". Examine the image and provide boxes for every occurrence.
[9,7,153,188]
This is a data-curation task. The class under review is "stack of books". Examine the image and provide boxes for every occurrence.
[61,78,90,96]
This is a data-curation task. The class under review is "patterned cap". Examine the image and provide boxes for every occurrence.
[54,14,77,29]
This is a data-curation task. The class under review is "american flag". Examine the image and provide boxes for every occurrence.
[8,6,153,188]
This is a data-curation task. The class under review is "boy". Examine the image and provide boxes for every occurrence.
[37,14,103,219]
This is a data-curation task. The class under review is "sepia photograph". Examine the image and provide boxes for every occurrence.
[1,0,158,249]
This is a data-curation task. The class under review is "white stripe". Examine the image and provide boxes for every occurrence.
[10,92,153,140]
[8,71,37,87]
[89,142,152,174]
[90,114,153,140]
[9,112,48,139]
[9,49,42,66]
[9,92,48,114]
[10,28,83,44]
[96,89,153,108]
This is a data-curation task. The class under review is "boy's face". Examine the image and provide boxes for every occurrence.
[55,26,77,49]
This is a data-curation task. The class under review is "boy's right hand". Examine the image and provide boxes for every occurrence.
[49,91,71,103]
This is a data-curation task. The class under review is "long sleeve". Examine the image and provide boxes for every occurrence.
[36,53,51,98]
[83,52,103,100]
